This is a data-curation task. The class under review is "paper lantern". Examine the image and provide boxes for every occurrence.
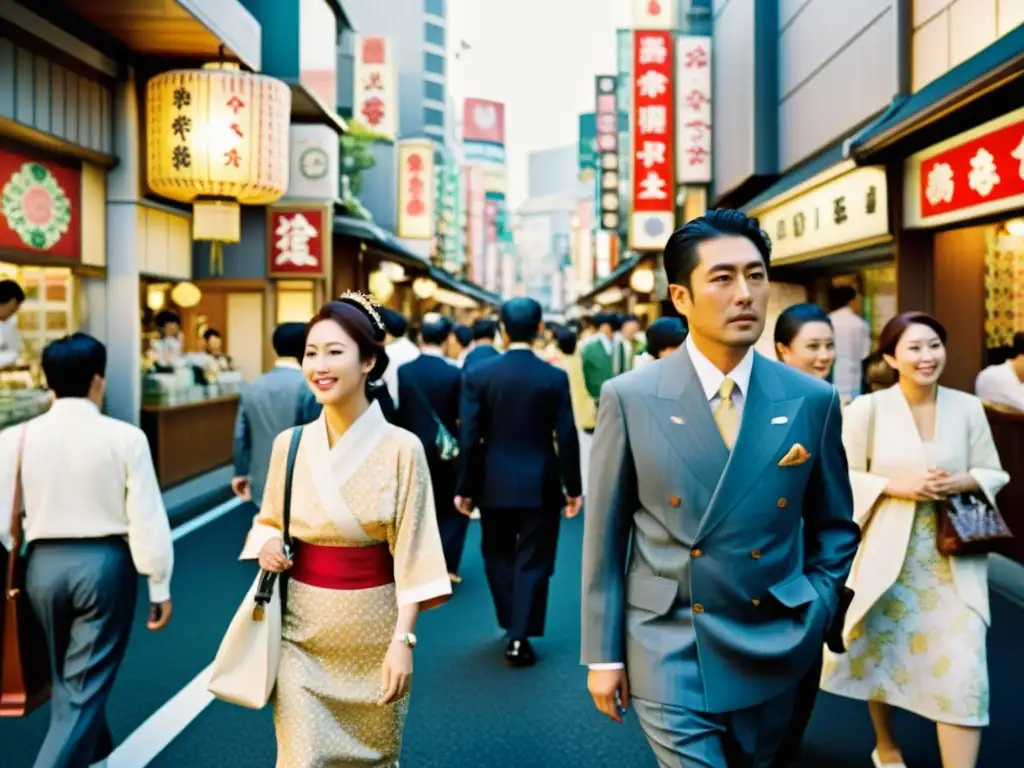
[146,62,291,269]
[368,271,395,303]
[412,277,437,300]
[170,281,202,308]
[629,266,655,294]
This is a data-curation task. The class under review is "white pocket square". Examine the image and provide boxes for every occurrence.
[771,416,788,425]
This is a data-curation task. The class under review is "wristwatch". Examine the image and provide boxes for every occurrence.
[393,632,417,648]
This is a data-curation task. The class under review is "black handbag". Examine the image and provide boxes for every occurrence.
[254,426,303,618]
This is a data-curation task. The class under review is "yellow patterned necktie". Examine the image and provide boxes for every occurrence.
[714,378,739,450]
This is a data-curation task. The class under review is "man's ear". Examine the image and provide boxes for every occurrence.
[668,284,691,318]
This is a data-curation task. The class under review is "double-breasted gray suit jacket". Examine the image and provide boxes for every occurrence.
[581,347,860,714]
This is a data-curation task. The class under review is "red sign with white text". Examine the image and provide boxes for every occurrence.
[918,118,1024,219]
[0,148,81,260]
[463,99,505,145]
[631,31,675,216]
[268,208,327,276]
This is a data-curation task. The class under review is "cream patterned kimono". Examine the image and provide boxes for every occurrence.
[249,401,452,767]
[820,385,1008,727]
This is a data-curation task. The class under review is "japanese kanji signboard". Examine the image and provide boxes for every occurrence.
[755,166,890,265]
[0,148,81,261]
[267,206,330,277]
[676,36,712,185]
[397,141,435,240]
[595,76,621,231]
[353,36,397,140]
[630,30,675,252]
[906,107,1024,228]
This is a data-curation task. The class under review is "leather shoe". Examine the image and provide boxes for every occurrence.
[505,638,536,667]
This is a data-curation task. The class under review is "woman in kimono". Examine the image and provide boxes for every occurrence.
[820,312,1008,768]
[250,292,452,767]
[771,302,836,767]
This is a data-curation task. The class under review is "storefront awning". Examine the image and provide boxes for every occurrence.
[576,252,649,305]
[59,0,262,71]
[742,143,853,215]
[427,265,501,308]
[281,80,348,134]
[849,23,1024,159]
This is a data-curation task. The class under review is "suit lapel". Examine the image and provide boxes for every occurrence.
[695,355,806,542]
[646,347,730,495]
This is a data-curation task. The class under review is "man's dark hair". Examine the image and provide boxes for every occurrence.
[555,327,577,356]
[1013,332,1024,357]
[663,209,772,290]
[203,328,221,341]
[420,315,453,346]
[830,285,858,309]
[472,318,498,341]
[595,312,622,332]
[645,317,688,358]
[0,280,25,304]
[500,297,543,344]
[454,324,473,348]
[622,313,640,326]
[155,310,181,329]
[272,322,307,360]
[379,307,408,338]
[42,333,106,399]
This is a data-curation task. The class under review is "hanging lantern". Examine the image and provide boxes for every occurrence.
[412,277,437,300]
[170,281,203,308]
[368,270,395,303]
[629,266,655,294]
[146,62,291,275]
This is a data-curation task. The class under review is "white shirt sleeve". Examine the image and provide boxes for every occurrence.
[124,429,175,602]
[0,426,19,553]
[588,662,625,670]
[0,317,20,367]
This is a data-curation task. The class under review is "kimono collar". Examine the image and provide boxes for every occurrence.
[318,399,386,455]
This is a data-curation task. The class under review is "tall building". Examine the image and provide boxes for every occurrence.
[515,195,577,313]
[528,145,591,200]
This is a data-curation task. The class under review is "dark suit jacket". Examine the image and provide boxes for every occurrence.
[369,382,397,424]
[456,348,581,509]
[462,344,500,374]
[396,354,461,464]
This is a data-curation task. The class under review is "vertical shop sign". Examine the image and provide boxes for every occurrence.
[268,206,330,277]
[596,75,620,231]
[397,141,435,239]
[676,36,712,184]
[630,30,676,251]
[578,112,597,180]
[353,36,398,140]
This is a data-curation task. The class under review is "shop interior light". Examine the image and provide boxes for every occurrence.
[146,286,167,311]
[412,277,437,300]
[629,266,655,294]
[369,270,395,302]
[1006,218,1024,236]
[170,281,202,308]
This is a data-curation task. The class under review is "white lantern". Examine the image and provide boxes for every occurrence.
[368,270,395,303]
[170,281,203,308]
[146,63,291,272]
[412,277,437,300]
[629,266,655,294]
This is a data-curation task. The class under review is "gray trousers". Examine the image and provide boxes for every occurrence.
[26,538,137,768]
[632,686,798,768]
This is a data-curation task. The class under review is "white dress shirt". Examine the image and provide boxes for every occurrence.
[0,314,21,367]
[382,337,420,406]
[0,399,174,602]
[975,361,1024,412]
[829,306,871,402]
[589,336,754,671]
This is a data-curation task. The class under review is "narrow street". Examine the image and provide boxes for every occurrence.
[3,461,1024,766]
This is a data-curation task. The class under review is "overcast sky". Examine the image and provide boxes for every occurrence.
[457,0,629,207]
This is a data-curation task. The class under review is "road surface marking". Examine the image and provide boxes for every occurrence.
[106,664,216,768]
[171,497,244,541]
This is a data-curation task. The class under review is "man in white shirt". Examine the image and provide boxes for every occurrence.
[379,309,419,407]
[828,286,871,403]
[0,279,25,368]
[0,333,174,768]
[975,333,1024,412]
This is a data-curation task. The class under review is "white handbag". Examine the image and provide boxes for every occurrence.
[207,427,303,709]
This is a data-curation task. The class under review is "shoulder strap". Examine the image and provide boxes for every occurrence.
[5,424,27,589]
[282,426,303,550]
[410,381,446,430]
[865,393,876,472]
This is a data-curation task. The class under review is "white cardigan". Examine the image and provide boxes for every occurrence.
[840,385,1009,645]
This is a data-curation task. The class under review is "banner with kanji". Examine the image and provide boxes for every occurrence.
[676,36,712,184]
[397,141,435,240]
[353,36,397,140]
[267,206,330,278]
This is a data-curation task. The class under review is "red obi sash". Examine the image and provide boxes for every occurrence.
[290,542,394,591]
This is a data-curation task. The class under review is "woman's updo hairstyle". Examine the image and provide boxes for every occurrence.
[307,292,389,382]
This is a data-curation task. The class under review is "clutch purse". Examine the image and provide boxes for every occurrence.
[935,492,1012,557]
[207,426,302,709]
[1,425,50,717]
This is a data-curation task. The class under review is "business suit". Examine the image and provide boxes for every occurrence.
[457,346,581,641]
[396,351,466,574]
[462,343,500,374]
[233,361,320,507]
[582,339,860,767]
[581,334,629,402]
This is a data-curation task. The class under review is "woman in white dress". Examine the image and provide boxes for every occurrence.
[820,312,1008,768]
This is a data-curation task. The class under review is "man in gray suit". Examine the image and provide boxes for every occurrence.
[581,209,860,767]
[232,322,320,507]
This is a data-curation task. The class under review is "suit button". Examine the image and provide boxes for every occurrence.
[669,495,681,508]
[752,599,761,607]
[691,548,703,558]
[693,604,705,614]
[777,497,788,508]
[750,549,761,560]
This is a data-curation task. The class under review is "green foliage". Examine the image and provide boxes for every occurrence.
[340,120,380,196]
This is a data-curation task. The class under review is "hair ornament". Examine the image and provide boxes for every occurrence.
[338,290,385,333]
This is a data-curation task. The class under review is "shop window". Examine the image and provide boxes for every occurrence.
[425,52,445,76]
[425,22,445,48]
[424,107,445,129]
[277,280,316,324]
[0,264,76,377]
[425,80,445,104]
[425,0,445,17]
[984,221,1024,349]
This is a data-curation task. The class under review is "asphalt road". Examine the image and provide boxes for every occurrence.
[3,494,1024,766]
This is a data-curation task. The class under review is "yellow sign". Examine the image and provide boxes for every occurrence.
[396,141,435,240]
[483,167,506,195]
[754,166,890,264]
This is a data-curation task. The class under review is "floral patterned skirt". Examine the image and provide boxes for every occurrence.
[820,503,989,726]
